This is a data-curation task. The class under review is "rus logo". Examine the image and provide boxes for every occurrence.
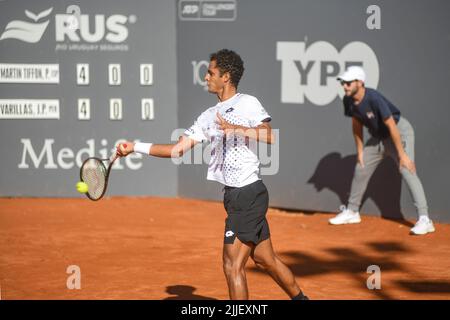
[0,6,133,44]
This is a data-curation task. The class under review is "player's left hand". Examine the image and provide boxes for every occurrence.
[216,112,236,135]
[399,154,416,174]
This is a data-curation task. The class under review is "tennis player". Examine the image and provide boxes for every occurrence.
[329,66,434,235]
[117,49,308,300]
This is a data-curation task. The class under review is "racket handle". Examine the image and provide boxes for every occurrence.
[110,152,119,163]
[111,143,128,162]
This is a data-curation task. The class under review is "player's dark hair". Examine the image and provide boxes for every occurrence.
[210,49,244,88]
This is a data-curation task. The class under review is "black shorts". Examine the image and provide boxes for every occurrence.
[223,180,270,245]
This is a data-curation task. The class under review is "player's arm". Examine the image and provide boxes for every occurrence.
[216,113,274,144]
[352,117,365,167]
[384,116,416,173]
[117,135,198,158]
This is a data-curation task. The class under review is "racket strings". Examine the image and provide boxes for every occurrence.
[81,159,107,200]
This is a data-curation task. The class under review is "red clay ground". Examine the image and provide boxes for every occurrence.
[0,197,449,300]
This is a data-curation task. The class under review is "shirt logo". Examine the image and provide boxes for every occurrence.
[225,107,234,113]
[366,111,375,119]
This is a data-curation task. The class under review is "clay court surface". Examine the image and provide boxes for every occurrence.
[0,197,449,300]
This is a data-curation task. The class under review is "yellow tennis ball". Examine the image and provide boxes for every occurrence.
[76,181,89,194]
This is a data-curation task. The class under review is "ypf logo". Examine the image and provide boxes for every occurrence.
[0,8,53,43]
[277,41,379,106]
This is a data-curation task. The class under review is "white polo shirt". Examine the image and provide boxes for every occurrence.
[184,93,271,188]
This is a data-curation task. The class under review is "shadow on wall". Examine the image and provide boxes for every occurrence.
[307,152,406,221]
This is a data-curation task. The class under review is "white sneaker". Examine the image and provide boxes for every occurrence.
[329,206,361,225]
[410,217,435,235]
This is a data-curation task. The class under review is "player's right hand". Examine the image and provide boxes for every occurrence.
[116,141,134,157]
[357,153,365,168]
[399,154,416,174]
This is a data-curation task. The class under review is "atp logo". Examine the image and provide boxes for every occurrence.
[0,8,53,43]
[277,41,379,106]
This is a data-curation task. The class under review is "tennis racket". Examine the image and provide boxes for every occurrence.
[79,144,125,201]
